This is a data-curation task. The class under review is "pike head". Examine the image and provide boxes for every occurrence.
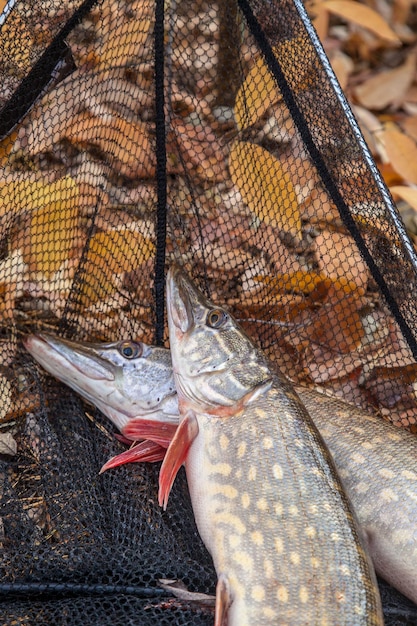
[24,334,178,432]
[159,266,273,508]
[166,265,273,416]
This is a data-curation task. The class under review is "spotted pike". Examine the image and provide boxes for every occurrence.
[161,266,383,625]
[25,328,417,608]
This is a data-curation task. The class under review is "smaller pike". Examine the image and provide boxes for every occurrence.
[25,326,417,608]
[24,334,178,464]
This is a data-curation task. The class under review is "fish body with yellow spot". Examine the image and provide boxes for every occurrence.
[302,388,417,606]
[164,266,383,625]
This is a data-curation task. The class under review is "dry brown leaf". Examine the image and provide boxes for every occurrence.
[67,112,156,180]
[390,185,417,212]
[330,51,354,91]
[168,119,227,182]
[312,4,330,41]
[381,125,417,184]
[79,229,155,306]
[322,0,400,43]
[307,285,365,353]
[354,53,416,110]
[402,114,417,142]
[0,432,17,455]
[234,52,281,130]
[229,141,301,238]
[11,70,153,158]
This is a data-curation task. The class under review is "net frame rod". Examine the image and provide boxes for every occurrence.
[238,0,417,361]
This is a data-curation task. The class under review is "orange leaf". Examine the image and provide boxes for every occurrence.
[67,112,156,179]
[323,1,400,43]
[229,141,301,238]
[308,285,365,353]
[314,230,368,293]
[97,18,152,68]
[381,125,417,184]
[0,12,33,71]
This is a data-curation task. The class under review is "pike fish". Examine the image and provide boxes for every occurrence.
[25,324,417,609]
[164,267,382,624]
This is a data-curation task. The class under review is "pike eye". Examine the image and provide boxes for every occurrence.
[206,309,228,329]
[118,341,142,359]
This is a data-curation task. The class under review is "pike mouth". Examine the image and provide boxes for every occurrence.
[166,266,194,333]
[24,334,115,382]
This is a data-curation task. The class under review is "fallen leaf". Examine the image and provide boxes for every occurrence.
[79,229,155,306]
[330,51,354,91]
[308,286,365,352]
[168,118,227,182]
[23,200,81,278]
[381,124,417,184]
[0,12,33,73]
[314,230,368,293]
[67,112,156,180]
[354,53,416,110]
[234,52,281,130]
[0,175,79,218]
[11,70,153,158]
[390,185,417,212]
[322,0,400,43]
[402,114,417,142]
[0,432,17,455]
[229,141,301,238]
[96,17,153,68]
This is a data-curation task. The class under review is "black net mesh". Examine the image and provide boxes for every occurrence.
[0,0,417,623]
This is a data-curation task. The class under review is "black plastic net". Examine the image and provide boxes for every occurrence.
[1,0,417,623]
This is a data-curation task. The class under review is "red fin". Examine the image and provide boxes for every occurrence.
[122,418,178,448]
[99,440,166,473]
[158,411,199,510]
[215,574,232,626]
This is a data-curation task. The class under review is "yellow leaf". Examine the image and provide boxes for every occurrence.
[0,12,33,72]
[79,229,155,306]
[381,126,417,184]
[229,141,301,238]
[234,53,281,130]
[97,18,152,68]
[323,1,400,43]
[25,201,80,278]
[0,175,79,218]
